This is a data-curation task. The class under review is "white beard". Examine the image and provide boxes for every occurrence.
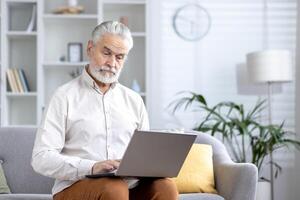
[89,65,122,84]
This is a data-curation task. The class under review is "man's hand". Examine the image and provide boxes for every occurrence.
[92,160,121,174]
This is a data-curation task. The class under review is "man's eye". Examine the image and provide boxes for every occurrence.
[116,56,124,60]
[103,51,110,55]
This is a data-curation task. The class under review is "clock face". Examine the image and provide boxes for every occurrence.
[173,4,211,41]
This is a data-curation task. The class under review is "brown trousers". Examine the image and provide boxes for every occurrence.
[53,177,178,200]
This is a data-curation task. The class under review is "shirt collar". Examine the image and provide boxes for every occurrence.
[82,65,118,91]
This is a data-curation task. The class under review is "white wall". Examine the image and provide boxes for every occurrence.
[148,0,198,130]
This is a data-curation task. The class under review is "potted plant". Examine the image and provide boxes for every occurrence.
[169,91,300,199]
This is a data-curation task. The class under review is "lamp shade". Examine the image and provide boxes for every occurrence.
[246,50,293,83]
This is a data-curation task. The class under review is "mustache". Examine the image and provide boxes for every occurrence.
[95,66,117,75]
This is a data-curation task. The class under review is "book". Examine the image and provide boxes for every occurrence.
[19,69,30,92]
[6,70,14,92]
[7,69,18,93]
[13,68,23,93]
[26,5,37,32]
[18,69,27,92]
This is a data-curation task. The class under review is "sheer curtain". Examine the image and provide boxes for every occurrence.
[294,0,300,198]
[149,0,296,130]
[148,0,297,199]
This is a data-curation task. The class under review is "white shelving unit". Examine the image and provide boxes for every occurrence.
[0,0,148,127]
[1,0,38,126]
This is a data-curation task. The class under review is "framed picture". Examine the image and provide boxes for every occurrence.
[68,42,83,62]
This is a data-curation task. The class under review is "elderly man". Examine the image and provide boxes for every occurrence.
[31,21,178,200]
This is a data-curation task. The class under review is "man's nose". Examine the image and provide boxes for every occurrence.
[106,55,116,67]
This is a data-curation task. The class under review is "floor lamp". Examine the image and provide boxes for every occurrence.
[246,49,293,200]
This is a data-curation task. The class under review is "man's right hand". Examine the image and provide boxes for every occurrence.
[91,160,121,174]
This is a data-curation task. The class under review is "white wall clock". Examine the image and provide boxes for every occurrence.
[172,4,212,41]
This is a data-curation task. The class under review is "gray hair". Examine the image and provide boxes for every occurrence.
[91,21,133,50]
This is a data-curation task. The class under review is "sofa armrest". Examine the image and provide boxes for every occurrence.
[215,161,258,200]
[191,131,258,200]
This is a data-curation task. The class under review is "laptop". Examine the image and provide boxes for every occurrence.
[86,130,197,178]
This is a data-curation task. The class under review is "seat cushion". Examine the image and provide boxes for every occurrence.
[179,193,224,200]
[173,144,217,193]
[0,128,54,194]
[0,194,52,200]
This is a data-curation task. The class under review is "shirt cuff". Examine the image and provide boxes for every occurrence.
[77,159,97,178]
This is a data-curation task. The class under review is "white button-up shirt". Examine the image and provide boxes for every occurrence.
[31,66,149,195]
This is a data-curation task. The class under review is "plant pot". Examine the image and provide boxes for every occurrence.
[256,181,271,200]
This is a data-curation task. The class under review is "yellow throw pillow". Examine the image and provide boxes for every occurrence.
[172,144,217,194]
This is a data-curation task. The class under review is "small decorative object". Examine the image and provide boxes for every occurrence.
[53,6,84,14]
[53,0,83,15]
[59,55,66,62]
[119,16,129,26]
[131,79,141,93]
[68,0,78,7]
[26,4,37,32]
[69,67,83,79]
[172,3,212,41]
[68,43,83,62]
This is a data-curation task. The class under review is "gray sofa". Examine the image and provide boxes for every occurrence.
[0,128,257,200]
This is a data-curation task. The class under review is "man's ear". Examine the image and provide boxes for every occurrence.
[87,40,93,57]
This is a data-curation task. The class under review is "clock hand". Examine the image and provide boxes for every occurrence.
[177,15,201,26]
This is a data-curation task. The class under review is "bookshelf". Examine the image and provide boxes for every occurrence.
[0,0,149,127]
[1,0,38,126]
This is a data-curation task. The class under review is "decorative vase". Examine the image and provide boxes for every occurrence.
[68,0,78,7]
[256,181,271,200]
[119,16,129,26]
[131,79,141,93]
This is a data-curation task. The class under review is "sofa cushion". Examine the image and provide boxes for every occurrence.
[0,128,54,194]
[179,193,224,200]
[0,194,52,200]
[0,160,11,194]
[173,144,217,194]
